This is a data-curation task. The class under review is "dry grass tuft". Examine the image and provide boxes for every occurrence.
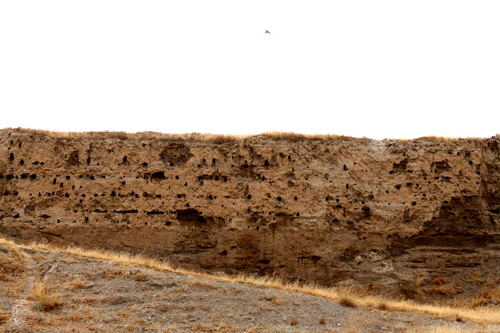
[290,317,299,325]
[32,251,46,262]
[468,287,500,308]
[415,276,425,288]
[338,288,358,308]
[66,275,87,290]
[375,300,388,311]
[0,309,8,325]
[29,281,63,311]
[188,280,217,290]
[426,282,462,296]
[318,317,326,324]
[0,245,26,281]
[259,293,285,305]
[432,276,446,286]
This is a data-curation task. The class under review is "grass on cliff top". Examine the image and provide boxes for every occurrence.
[3,127,497,143]
[1,236,499,325]
[3,127,348,144]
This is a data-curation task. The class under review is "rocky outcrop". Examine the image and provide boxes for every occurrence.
[1,129,499,290]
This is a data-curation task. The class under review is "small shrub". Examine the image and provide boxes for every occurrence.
[319,317,326,324]
[290,317,299,325]
[30,282,62,311]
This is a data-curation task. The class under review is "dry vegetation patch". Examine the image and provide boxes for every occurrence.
[29,281,63,312]
[6,127,494,143]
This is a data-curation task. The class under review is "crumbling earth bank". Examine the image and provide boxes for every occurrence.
[1,129,499,289]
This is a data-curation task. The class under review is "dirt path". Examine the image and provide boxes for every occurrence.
[10,247,37,329]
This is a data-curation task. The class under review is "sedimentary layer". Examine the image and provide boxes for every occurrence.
[1,129,499,289]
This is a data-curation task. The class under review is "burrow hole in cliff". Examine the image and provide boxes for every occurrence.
[9,153,14,160]
[247,194,252,200]
[278,196,282,201]
[294,196,298,201]
[20,159,24,165]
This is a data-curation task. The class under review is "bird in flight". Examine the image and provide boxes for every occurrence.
[265,30,271,34]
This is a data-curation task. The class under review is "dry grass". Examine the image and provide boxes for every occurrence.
[65,275,87,290]
[3,127,348,144]
[425,282,462,296]
[467,287,500,308]
[0,243,27,299]
[337,288,357,308]
[188,281,217,290]
[0,245,26,281]
[29,281,63,312]
[290,317,299,325]
[397,135,488,142]
[5,127,494,143]
[1,236,500,324]
[0,310,8,325]
[432,276,446,286]
[32,251,46,262]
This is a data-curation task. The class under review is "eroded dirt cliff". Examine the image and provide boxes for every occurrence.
[1,129,499,291]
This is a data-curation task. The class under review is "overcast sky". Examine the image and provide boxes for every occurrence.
[1,1,499,140]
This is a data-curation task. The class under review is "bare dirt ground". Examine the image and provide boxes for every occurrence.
[0,243,497,333]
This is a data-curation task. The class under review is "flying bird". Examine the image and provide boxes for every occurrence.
[265,30,271,34]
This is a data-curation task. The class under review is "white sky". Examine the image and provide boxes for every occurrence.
[1,1,499,140]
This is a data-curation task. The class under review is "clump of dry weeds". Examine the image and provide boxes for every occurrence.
[0,245,26,281]
[0,309,9,325]
[29,282,63,312]
[337,288,358,308]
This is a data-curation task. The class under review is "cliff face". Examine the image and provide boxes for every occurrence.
[1,129,500,289]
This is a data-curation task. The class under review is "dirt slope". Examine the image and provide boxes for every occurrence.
[0,242,492,333]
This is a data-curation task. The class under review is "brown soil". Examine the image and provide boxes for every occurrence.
[0,243,492,333]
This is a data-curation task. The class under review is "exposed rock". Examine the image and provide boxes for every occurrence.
[1,129,500,289]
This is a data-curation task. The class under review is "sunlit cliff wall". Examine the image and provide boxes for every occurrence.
[1,129,499,288]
